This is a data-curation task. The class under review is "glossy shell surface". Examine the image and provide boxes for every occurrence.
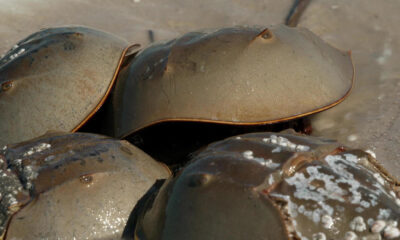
[110,25,353,138]
[132,131,400,240]
[0,27,128,146]
[0,132,170,239]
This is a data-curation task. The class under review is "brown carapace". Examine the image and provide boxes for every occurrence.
[0,27,129,146]
[0,132,170,239]
[104,25,353,166]
[130,131,400,240]
[108,25,353,139]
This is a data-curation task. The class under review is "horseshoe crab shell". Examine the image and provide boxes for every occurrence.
[0,132,170,239]
[0,27,129,146]
[109,25,354,139]
[129,131,400,240]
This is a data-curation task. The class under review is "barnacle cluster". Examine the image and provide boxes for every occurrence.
[131,132,400,240]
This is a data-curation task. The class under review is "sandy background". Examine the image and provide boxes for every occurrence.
[1,0,399,178]
[0,0,292,53]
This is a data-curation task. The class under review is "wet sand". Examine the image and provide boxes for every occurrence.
[0,0,292,53]
[299,0,400,179]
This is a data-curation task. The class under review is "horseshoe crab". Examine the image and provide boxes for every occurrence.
[0,27,131,146]
[109,24,353,137]
[104,24,354,165]
[129,131,400,240]
[0,132,170,239]
[0,24,362,239]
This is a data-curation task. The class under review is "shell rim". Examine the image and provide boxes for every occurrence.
[71,43,141,132]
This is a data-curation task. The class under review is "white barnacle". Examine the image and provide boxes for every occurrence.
[9,53,19,60]
[365,149,377,158]
[384,225,400,239]
[18,48,25,54]
[14,158,22,166]
[262,135,310,152]
[350,216,367,232]
[298,205,305,214]
[242,150,279,169]
[373,173,385,186]
[287,142,297,150]
[268,175,274,185]
[263,159,280,169]
[395,198,400,207]
[277,136,288,147]
[344,231,357,240]
[378,209,391,220]
[390,191,397,198]
[321,214,334,229]
[23,165,38,181]
[25,182,32,190]
[369,194,378,207]
[5,193,17,207]
[35,143,51,152]
[371,220,386,233]
[23,143,51,157]
[360,200,370,208]
[262,137,270,143]
[269,193,290,201]
[271,147,281,153]
[23,150,34,156]
[296,145,310,152]
[242,150,254,160]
